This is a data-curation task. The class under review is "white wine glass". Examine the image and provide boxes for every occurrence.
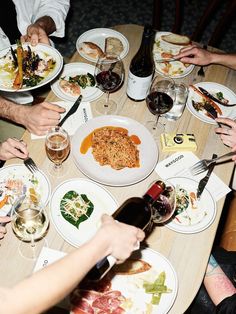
[146,77,176,138]
[94,53,124,115]
[11,200,49,260]
[45,126,70,176]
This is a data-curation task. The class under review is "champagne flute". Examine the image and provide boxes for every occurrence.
[146,77,176,137]
[94,53,124,115]
[45,126,70,175]
[11,200,49,260]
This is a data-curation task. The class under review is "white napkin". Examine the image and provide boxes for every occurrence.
[33,246,66,272]
[155,151,231,201]
[31,101,93,139]
[1,91,33,104]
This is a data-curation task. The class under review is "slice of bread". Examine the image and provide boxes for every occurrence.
[79,42,105,59]
[105,37,124,55]
[161,33,191,46]
[113,259,151,275]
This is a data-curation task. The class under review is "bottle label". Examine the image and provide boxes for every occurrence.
[127,71,152,100]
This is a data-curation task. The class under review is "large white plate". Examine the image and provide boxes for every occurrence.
[70,248,178,314]
[153,31,194,78]
[0,164,51,216]
[0,43,63,92]
[166,177,216,234]
[71,115,158,186]
[76,28,129,63]
[49,178,118,247]
[50,62,103,102]
[187,82,236,124]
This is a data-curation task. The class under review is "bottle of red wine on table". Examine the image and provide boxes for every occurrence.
[126,25,155,101]
[86,180,176,281]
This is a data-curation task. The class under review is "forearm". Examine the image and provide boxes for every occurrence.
[34,16,56,35]
[210,53,236,70]
[0,96,26,125]
[204,255,236,306]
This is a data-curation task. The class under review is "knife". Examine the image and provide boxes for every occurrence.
[58,95,83,127]
[196,154,217,200]
[198,87,227,106]
[0,194,26,226]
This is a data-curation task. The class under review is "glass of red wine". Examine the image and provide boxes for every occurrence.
[94,53,124,115]
[146,77,176,137]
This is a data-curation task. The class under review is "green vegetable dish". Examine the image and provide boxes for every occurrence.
[68,73,95,89]
[60,190,94,228]
[175,186,189,215]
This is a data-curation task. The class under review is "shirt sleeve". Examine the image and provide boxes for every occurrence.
[216,293,236,314]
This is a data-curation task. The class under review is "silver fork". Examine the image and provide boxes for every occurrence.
[23,157,39,173]
[190,151,236,175]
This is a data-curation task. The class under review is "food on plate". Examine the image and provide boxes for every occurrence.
[60,190,94,228]
[215,91,229,104]
[105,37,124,55]
[113,259,152,275]
[59,72,95,96]
[80,126,141,170]
[161,33,191,46]
[79,42,105,59]
[0,42,56,89]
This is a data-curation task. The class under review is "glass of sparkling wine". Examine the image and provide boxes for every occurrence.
[11,200,49,260]
[45,126,70,175]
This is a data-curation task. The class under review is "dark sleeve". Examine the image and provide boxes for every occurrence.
[216,293,236,314]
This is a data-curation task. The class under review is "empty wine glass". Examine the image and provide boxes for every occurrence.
[45,126,70,176]
[11,200,49,260]
[146,77,176,137]
[94,53,124,115]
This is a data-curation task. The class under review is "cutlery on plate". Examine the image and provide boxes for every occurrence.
[155,58,177,63]
[58,95,83,127]
[0,194,26,227]
[198,86,236,107]
[196,154,217,200]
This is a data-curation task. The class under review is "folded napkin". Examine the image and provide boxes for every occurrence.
[1,91,33,104]
[33,246,66,272]
[155,151,231,201]
[31,100,93,139]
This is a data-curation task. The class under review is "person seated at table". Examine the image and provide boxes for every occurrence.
[0,214,145,314]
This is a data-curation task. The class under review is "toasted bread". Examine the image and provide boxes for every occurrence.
[105,37,124,55]
[161,33,191,46]
[113,259,151,275]
[79,42,105,59]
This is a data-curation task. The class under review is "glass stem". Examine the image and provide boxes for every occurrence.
[154,114,160,130]
[105,92,110,108]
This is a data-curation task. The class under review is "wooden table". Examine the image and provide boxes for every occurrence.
[1,25,236,314]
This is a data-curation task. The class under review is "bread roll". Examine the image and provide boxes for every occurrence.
[105,37,124,55]
[79,42,105,59]
[161,33,191,46]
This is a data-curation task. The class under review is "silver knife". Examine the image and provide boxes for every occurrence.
[58,95,83,127]
[196,154,217,200]
[0,194,26,226]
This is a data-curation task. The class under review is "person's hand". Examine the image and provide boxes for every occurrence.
[0,138,28,161]
[215,118,236,147]
[19,102,65,136]
[98,214,145,264]
[232,145,236,162]
[0,216,11,239]
[174,45,214,66]
[21,24,50,46]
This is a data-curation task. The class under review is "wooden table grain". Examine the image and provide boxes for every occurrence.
[1,25,235,314]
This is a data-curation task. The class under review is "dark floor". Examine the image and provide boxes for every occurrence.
[54,0,236,58]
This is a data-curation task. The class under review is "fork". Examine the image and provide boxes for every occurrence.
[23,157,39,173]
[190,151,236,175]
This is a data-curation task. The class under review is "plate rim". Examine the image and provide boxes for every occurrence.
[71,115,159,187]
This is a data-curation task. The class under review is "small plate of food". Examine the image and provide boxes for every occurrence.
[0,43,63,92]
[50,62,103,102]
[153,32,194,78]
[165,177,216,233]
[70,248,178,314]
[49,178,118,247]
[76,28,129,63]
[187,82,236,124]
[71,115,158,186]
[0,164,51,217]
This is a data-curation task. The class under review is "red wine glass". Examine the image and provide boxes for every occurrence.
[146,77,176,137]
[94,53,124,115]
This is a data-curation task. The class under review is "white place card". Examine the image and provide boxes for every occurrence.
[31,101,93,139]
[155,152,231,201]
[33,246,66,273]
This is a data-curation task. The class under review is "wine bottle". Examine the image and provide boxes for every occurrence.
[126,25,155,101]
[86,180,165,281]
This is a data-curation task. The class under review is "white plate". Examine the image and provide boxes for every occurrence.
[70,248,178,314]
[50,62,103,102]
[71,115,158,186]
[153,31,194,78]
[49,178,118,247]
[187,82,236,124]
[76,28,129,63]
[0,164,51,216]
[0,43,63,92]
[166,177,216,234]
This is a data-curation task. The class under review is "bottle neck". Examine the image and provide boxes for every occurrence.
[143,181,165,203]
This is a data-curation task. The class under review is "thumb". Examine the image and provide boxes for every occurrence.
[0,216,11,223]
